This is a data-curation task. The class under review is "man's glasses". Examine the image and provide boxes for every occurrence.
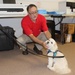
[29,11,38,15]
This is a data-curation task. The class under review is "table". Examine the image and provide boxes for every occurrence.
[48,13,75,44]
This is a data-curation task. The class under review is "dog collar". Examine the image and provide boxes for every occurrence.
[47,49,52,54]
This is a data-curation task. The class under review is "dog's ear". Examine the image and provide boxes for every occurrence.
[54,42,58,50]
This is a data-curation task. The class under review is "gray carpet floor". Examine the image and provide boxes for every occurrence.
[0,42,75,75]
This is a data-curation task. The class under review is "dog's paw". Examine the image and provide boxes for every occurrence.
[47,65,50,69]
[47,65,54,70]
[47,65,52,70]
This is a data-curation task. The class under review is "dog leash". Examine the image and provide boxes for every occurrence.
[16,40,65,58]
[25,46,65,58]
[0,25,65,58]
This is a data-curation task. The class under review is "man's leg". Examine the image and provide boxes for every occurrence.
[17,33,47,55]
[34,32,47,52]
[17,34,33,55]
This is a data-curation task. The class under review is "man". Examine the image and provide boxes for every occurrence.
[17,4,51,55]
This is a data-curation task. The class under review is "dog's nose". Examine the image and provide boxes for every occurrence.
[47,41,49,44]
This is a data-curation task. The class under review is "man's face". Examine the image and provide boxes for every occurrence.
[28,7,38,21]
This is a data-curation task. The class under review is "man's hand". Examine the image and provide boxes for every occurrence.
[41,42,48,50]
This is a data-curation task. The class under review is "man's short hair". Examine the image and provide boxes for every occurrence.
[27,4,37,12]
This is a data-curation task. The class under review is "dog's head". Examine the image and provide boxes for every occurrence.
[45,38,58,52]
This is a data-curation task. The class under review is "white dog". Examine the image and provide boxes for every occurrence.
[45,38,71,74]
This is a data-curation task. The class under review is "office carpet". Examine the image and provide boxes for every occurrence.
[0,42,75,75]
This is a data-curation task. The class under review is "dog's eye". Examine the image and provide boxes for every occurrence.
[47,41,49,44]
[51,42,53,44]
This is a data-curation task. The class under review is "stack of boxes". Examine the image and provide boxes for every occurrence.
[65,24,75,43]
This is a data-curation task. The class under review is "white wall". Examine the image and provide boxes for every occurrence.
[16,0,66,12]
[0,0,3,3]
[0,18,23,37]
[67,0,75,2]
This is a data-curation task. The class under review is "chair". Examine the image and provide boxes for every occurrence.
[47,20,55,39]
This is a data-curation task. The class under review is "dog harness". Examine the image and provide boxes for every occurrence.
[47,49,64,67]
[47,49,59,58]
[47,49,64,58]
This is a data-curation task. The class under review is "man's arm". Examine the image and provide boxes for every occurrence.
[44,30,51,39]
[29,34,44,45]
[29,30,51,49]
[29,34,47,49]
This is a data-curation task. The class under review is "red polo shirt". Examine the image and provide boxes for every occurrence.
[21,14,48,37]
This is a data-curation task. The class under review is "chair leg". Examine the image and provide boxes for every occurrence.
[60,23,68,44]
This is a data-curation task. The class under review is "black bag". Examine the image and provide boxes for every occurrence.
[0,25,15,51]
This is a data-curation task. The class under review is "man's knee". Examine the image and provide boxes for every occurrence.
[38,32,47,41]
[17,34,26,44]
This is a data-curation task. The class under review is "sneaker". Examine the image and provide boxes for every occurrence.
[33,45,43,55]
[22,49,29,55]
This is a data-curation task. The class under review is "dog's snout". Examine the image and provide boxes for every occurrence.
[47,41,49,44]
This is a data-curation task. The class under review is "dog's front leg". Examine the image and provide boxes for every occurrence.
[47,58,54,70]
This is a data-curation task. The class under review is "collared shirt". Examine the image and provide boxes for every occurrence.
[21,14,48,37]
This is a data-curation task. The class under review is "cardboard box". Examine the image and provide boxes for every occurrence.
[68,24,75,34]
